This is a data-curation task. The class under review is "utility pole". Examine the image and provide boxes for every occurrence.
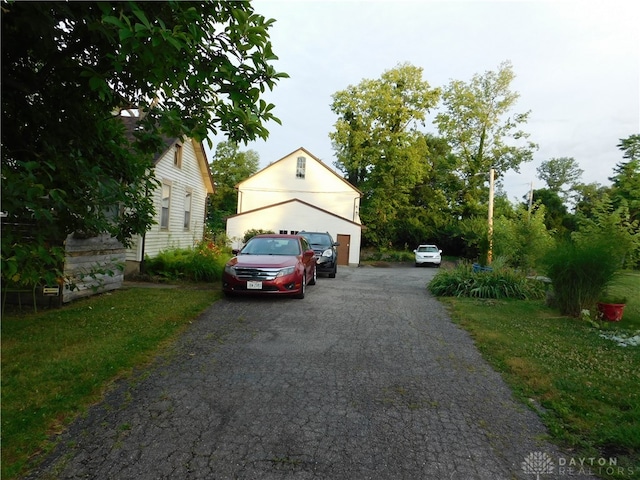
[487,168,495,265]
[528,181,534,217]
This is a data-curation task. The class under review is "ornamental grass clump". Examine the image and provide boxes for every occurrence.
[542,237,623,317]
[428,262,546,300]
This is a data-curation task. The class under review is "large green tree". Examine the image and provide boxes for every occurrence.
[207,141,259,233]
[329,63,441,246]
[572,182,610,217]
[399,134,462,247]
[1,1,286,286]
[617,134,640,161]
[610,134,640,223]
[536,157,584,195]
[434,61,537,218]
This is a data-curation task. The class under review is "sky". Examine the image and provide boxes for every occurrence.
[210,0,639,203]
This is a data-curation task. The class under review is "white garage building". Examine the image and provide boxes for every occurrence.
[225,147,363,266]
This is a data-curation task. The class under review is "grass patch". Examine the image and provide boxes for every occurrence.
[1,285,220,480]
[438,271,640,479]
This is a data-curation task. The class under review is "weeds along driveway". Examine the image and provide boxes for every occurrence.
[29,266,597,480]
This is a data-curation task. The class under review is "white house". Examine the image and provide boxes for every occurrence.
[226,147,363,266]
[125,135,215,274]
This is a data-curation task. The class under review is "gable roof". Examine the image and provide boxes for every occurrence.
[237,147,362,196]
[120,115,214,194]
[189,139,215,194]
[157,138,215,194]
[120,115,175,163]
[226,197,364,228]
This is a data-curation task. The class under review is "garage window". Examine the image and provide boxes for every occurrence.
[296,156,306,179]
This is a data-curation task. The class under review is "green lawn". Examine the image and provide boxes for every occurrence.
[1,285,220,480]
[440,271,640,480]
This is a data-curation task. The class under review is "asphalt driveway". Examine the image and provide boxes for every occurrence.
[29,265,597,479]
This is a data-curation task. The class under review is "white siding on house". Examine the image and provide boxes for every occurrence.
[237,149,361,223]
[126,139,212,268]
[226,199,362,266]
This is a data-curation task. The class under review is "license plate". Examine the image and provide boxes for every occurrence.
[247,281,262,290]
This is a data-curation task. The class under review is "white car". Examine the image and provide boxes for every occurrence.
[414,244,442,267]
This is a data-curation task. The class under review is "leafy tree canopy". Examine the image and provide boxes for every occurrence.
[401,134,463,244]
[1,1,286,286]
[207,141,259,232]
[572,182,609,216]
[536,157,584,194]
[210,141,260,188]
[434,61,538,218]
[572,194,640,269]
[610,134,640,223]
[618,134,640,161]
[527,188,570,236]
[494,203,554,272]
[329,63,440,246]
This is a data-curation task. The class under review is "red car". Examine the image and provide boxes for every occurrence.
[222,234,317,298]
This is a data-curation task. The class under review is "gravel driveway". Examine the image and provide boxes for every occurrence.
[28,265,598,479]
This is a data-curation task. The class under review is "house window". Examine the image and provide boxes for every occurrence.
[279,230,288,234]
[290,230,299,235]
[184,189,192,230]
[296,156,306,178]
[160,182,171,229]
[174,142,183,168]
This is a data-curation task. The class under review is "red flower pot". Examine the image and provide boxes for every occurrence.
[597,302,626,322]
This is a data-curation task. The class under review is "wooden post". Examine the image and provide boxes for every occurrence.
[487,168,495,265]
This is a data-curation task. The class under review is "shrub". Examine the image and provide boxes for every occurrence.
[457,216,490,265]
[493,204,554,273]
[428,263,546,300]
[144,237,231,282]
[572,195,640,269]
[541,237,622,317]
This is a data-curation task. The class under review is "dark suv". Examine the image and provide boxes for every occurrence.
[298,231,339,278]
